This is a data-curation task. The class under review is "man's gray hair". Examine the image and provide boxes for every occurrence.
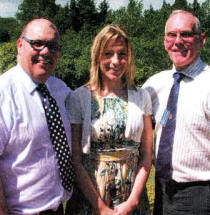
[165,10,201,34]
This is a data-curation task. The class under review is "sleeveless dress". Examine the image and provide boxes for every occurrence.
[66,93,150,215]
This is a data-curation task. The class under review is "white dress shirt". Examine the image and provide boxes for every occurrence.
[0,64,72,214]
[143,57,210,182]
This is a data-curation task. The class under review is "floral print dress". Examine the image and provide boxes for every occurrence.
[67,93,150,215]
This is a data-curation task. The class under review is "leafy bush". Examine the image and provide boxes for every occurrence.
[0,41,17,75]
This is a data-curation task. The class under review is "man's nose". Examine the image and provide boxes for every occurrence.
[175,33,184,43]
[40,45,50,55]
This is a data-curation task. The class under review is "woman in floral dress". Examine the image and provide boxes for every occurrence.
[66,24,153,215]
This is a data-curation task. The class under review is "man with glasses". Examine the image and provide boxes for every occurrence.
[143,10,210,215]
[0,18,73,215]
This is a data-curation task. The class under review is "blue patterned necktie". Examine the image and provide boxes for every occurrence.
[156,73,184,182]
[37,83,74,192]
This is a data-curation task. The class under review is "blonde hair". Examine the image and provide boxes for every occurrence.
[87,24,135,91]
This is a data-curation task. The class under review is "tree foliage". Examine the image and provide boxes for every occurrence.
[0,41,17,74]
[107,0,143,37]
[68,0,109,32]
[54,28,92,89]
[0,0,209,89]
[0,18,20,43]
[173,0,189,10]
[16,0,60,26]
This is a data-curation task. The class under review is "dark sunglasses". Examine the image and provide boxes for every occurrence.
[22,36,61,52]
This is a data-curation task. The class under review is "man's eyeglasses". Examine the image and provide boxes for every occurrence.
[22,36,61,52]
[165,31,199,42]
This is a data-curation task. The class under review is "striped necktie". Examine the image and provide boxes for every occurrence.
[156,72,185,182]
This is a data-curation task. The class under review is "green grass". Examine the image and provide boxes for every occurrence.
[146,165,155,214]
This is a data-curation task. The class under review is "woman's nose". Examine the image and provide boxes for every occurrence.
[111,54,120,64]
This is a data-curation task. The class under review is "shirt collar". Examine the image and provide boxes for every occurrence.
[16,64,38,94]
[172,57,205,79]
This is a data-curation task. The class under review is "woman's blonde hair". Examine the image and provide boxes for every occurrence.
[86,24,135,91]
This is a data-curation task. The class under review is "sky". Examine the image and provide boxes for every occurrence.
[0,0,207,18]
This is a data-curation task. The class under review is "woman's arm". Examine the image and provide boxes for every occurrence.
[71,124,115,215]
[114,115,153,215]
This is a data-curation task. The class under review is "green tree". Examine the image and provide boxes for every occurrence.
[0,18,20,42]
[68,0,81,32]
[161,0,173,20]
[16,0,60,26]
[200,0,210,64]
[1,0,209,90]
[200,0,210,36]
[0,30,10,43]
[193,0,200,11]
[97,0,109,26]
[77,0,97,28]
[54,4,72,34]
[55,28,92,89]
[187,0,202,20]
[173,0,188,10]
[0,41,17,74]
[108,0,144,37]
[68,0,108,32]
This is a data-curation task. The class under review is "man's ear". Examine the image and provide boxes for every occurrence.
[17,38,23,55]
[17,38,22,47]
[200,33,206,46]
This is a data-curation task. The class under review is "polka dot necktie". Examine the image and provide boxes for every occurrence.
[37,83,74,192]
[156,73,185,182]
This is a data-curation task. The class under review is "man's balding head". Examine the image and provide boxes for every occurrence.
[17,18,60,83]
